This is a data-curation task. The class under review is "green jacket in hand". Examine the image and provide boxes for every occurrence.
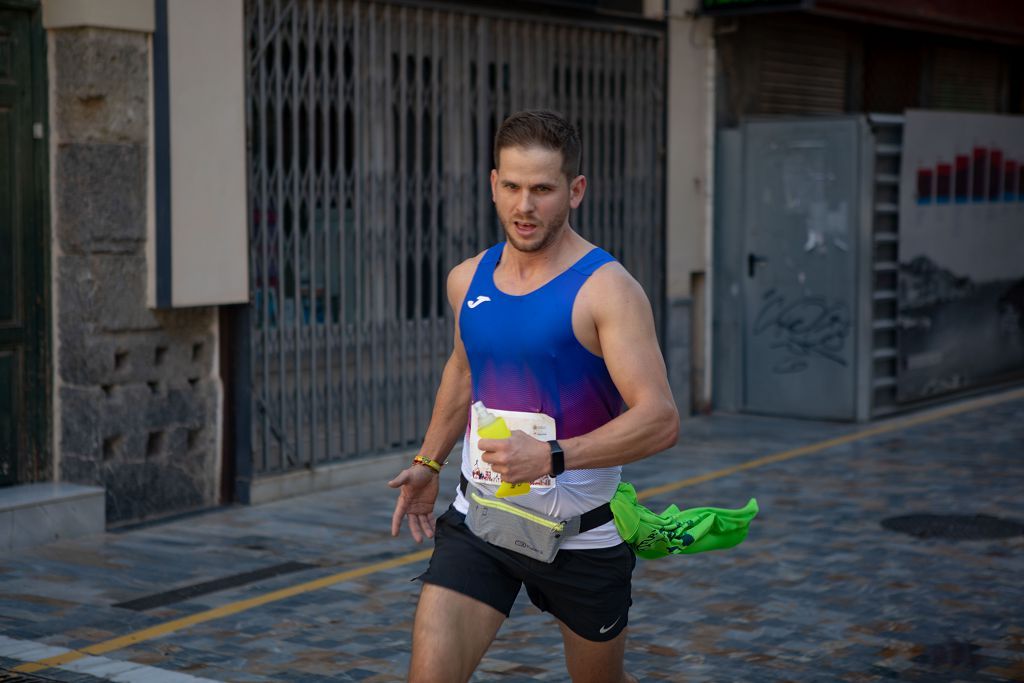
[610,483,759,560]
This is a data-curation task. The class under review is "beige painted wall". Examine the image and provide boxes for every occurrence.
[664,0,715,408]
[665,0,714,302]
[164,0,248,307]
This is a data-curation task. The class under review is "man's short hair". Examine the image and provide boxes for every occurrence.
[493,110,582,180]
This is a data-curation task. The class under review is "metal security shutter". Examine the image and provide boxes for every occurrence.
[930,46,1003,112]
[245,0,665,476]
[756,18,850,115]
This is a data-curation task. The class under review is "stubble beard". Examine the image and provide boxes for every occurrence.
[502,205,570,254]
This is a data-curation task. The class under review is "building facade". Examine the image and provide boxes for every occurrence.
[2,0,695,542]
[3,0,1020,543]
[705,0,1024,419]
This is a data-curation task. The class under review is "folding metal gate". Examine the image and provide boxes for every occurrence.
[246,0,665,475]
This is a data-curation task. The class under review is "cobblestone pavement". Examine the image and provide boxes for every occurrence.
[1,388,1022,682]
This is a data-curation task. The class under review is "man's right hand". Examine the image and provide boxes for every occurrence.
[388,464,441,543]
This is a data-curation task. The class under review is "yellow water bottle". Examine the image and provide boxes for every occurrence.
[473,401,530,498]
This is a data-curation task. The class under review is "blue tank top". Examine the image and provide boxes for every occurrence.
[454,242,625,547]
[459,242,624,435]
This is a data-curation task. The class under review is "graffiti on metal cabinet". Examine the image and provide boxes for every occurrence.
[753,288,851,373]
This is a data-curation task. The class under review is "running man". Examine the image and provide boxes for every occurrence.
[388,110,678,683]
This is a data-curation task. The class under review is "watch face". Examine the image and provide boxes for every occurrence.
[549,440,565,476]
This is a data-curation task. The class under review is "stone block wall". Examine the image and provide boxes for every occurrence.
[51,28,220,524]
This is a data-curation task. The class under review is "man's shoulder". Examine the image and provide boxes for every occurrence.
[447,248,490,303]
[450,249,489,282]
[584,257,636,290]
[578,257,648,316]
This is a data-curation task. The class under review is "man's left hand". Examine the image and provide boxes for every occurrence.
[478,430,551,483]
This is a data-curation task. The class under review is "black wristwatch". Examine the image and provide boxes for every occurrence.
[548,440,565,477]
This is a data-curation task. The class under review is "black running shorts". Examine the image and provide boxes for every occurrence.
[417,507,636,642]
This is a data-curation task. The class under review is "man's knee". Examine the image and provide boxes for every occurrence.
[565,667,634,683]
[408,584,505,683]
[561,622,630,683]
[408,660,466,683]
[566,667,636,683]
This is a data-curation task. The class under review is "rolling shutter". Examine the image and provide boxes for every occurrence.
[756,19,850,114]
[930,46,1003,112]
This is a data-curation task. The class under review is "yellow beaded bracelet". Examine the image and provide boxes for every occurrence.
[412,454,443,474]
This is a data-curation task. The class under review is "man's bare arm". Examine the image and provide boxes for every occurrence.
[560,265,679,469]
[479,263,677,482]
[418,343,472,465]
[388,255,479,541]
[416,256,478,462]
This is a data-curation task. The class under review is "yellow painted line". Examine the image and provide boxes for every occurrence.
[14,385,1024,674]
[639,386,1024,501]
[12,548,433,674]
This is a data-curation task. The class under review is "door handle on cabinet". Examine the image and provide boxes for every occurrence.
[748,253,768,277]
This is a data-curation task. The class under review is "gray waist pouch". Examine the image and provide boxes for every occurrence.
[465,486,581,563]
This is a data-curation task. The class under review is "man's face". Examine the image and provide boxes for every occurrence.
[490,145,586,253]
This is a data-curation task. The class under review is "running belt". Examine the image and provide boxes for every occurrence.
[460,474,613,533]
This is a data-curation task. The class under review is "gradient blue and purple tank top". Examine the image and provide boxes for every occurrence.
[452,242,625,548]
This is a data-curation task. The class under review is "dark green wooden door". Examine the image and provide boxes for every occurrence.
[0,6,45,486]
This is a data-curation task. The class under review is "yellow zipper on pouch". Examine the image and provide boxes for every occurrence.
[469,492,565,533]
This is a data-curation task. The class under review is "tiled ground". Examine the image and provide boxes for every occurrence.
[1,389,1022,682]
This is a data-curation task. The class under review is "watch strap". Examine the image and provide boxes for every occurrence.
[548,440,565,477]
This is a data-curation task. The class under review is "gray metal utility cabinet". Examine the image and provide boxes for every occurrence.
[714,116,889,422]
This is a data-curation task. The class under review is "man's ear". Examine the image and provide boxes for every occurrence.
[569,174,587,209]
[490,168,498,202]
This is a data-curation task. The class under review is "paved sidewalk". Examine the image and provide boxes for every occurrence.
[1,388,1023,682]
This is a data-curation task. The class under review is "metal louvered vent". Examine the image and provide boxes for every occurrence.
[866,113,903,416]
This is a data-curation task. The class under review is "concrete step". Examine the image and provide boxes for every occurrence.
[0,483,105,552]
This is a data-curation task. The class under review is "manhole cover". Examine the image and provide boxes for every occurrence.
[910,640,985,670]
[881,514,1024,540]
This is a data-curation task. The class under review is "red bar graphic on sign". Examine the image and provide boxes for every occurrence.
[989,149,1003,201]
[972,147,987,201]
[954,154,969,202]
[936,163,951,203]
[916,168,933,204]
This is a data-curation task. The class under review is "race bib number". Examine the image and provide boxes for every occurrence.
[469,408,556,489]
